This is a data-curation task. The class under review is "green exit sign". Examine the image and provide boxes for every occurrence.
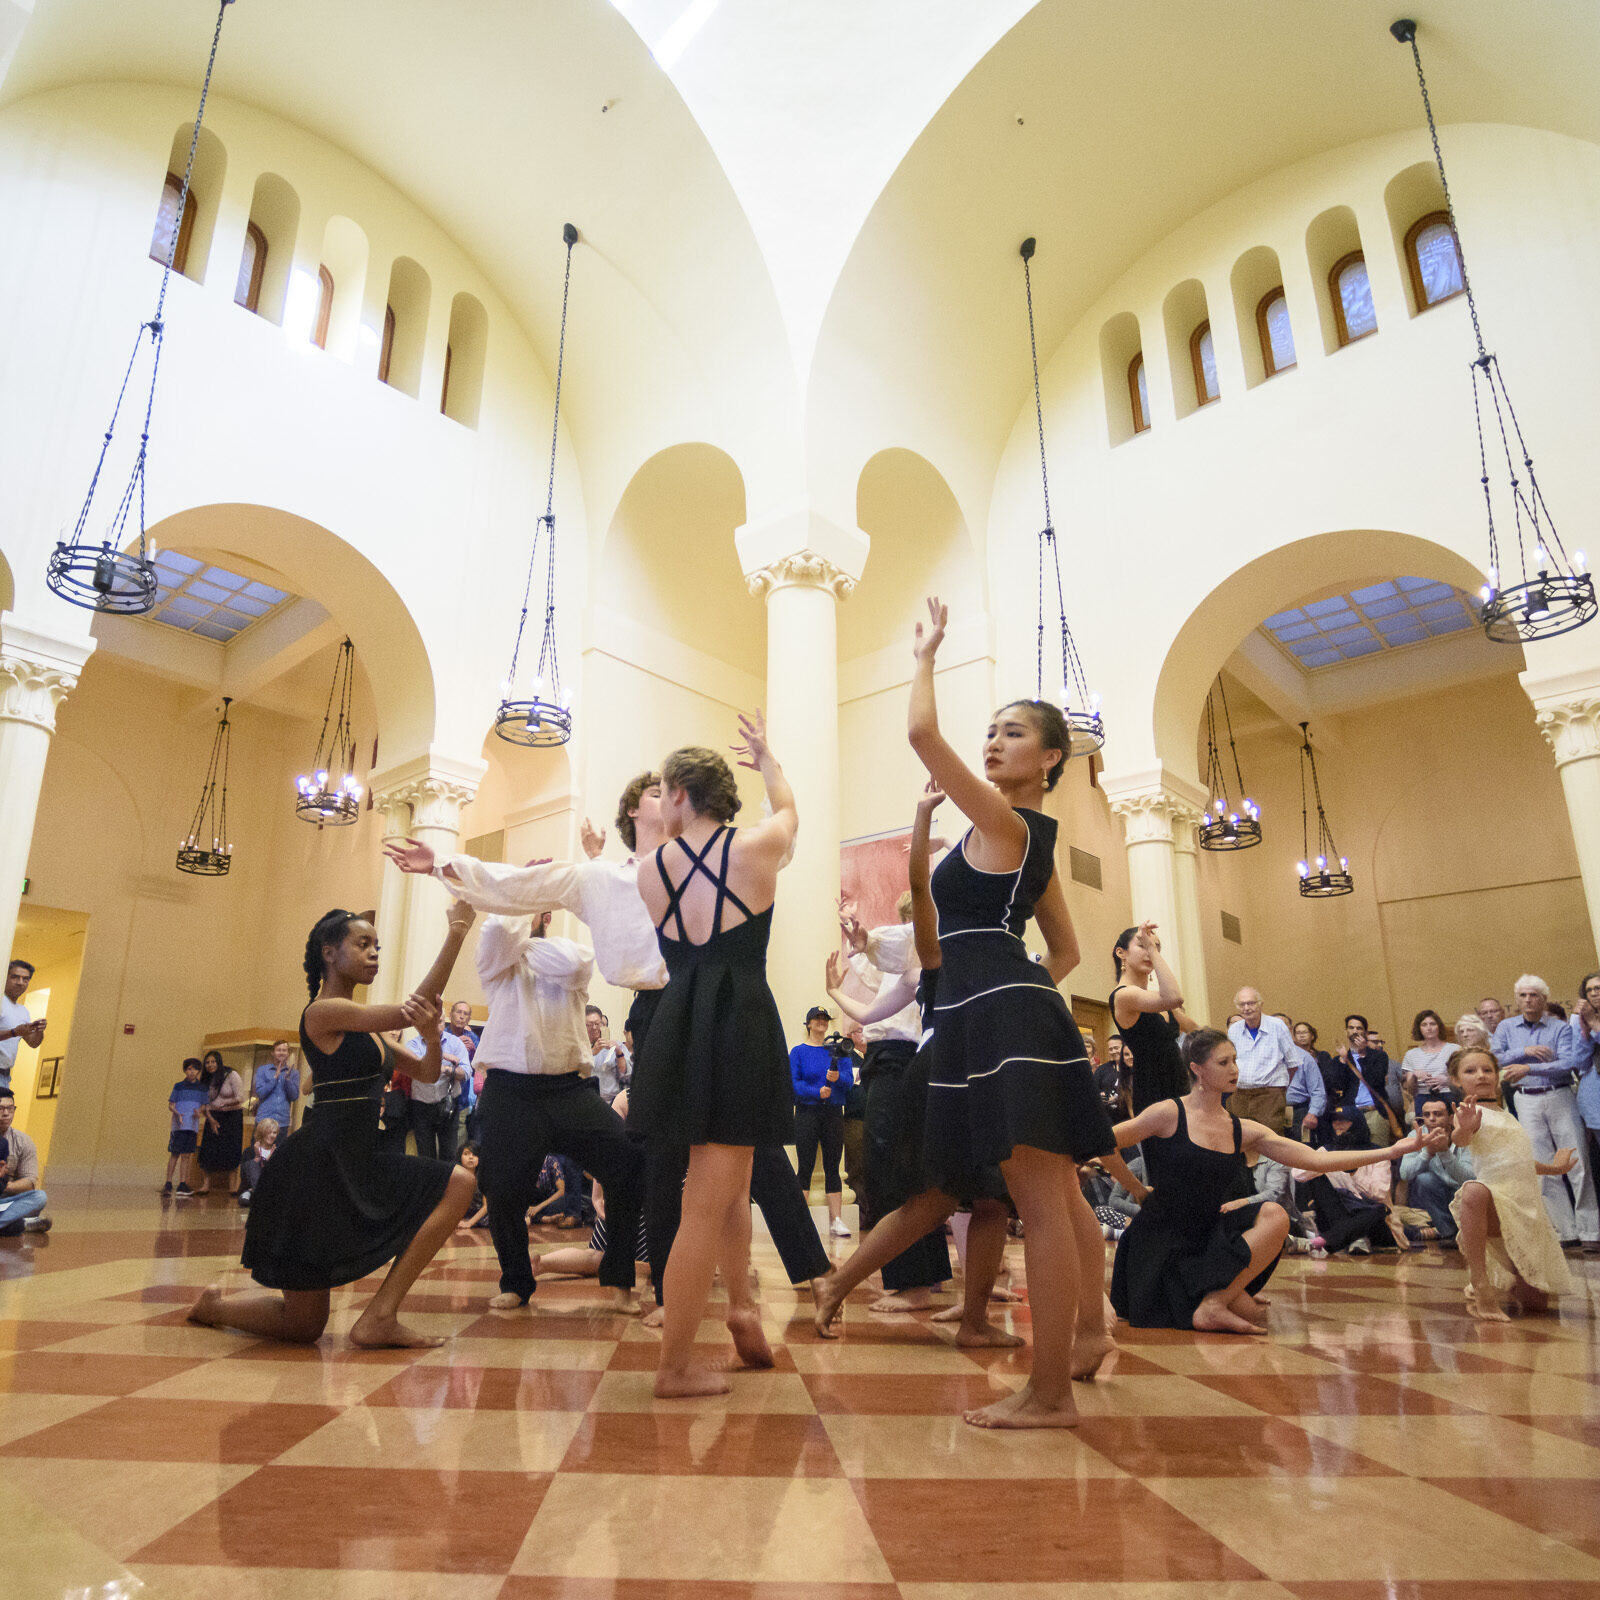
[19,877,27,896]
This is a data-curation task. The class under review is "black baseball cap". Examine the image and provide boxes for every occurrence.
[806,1006,833,1024]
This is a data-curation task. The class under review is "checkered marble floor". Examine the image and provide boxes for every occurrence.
[4,1188,1600,1600]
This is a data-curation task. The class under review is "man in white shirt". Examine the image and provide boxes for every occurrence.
[586,1006,630,1105]
[0,961,47,1094]
[405,1025,472,1161]
[1226,986,1294,1135]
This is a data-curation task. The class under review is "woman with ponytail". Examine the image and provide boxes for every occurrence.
[190,901,478,1347]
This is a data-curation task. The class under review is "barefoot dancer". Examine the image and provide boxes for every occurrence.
[1448,1045,1575,1321]
[1109,1029,1422,1334]
[631,717,798,1397]
[191,904,479,1347]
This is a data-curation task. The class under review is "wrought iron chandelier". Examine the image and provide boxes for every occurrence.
[495,223,580,748]
[1020,237,1103,756]
[46,0,237,615]
[177,697,234,876]
[1199,676,1261,851]
[1391,19,1593,644]
[1296,722,1352,898]
[295,638,363,826]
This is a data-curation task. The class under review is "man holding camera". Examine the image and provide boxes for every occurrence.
[789,1005,855,1238]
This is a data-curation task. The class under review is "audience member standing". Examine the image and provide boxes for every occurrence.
[406,1024,469,1161]
[1477,996,1507,1035]
[0,1087,49,1235]
[0,960,45,1095]
[195,1050,246,1196]
[252,1042,301,1137]
[1342,1017,1401,1146]
[1278,1013,1327,1141]
[1493,974,1597,1250]
[790,1006,853,1238]
[1226,989,1294,1134]
[445,1001,478,1144]
[164,1057,207,1195]
[1572,971,1600,1186]
[587,1006,631,1105]
[1400,1010,1457,1119]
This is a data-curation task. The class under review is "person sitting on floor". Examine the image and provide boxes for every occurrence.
[0,1088,49,1235]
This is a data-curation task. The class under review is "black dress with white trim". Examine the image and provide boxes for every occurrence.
[922,807,1114,1191]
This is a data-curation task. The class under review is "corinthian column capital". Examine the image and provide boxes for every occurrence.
[1535,696,1600,769]
[1105,771,1209,848]
[0,615,97,734]
[744,549,857,603]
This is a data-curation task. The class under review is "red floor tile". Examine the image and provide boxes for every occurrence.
[1072,1414,1401,1477]
[801,1372,1021,1414]
[852,1475,1262,1583]
[457,1310,633,1341]
[560,1412,843,1476]
[1424,1476,1600,1558]
[133,1464,550,1572]
[0,1350,206,1395]
[0,1319,114,1352]
[498,1583,901,1600]
[1188,1373,1473,1415]
[606,1341,797,1372]
[0,1395,343,1461]
[365,1363,603,1410]
[1318,1344,1521,1375]
[1286,1585,1600,1600]
[1510,1413,1600,1447]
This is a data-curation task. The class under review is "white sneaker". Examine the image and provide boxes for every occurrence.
[829,1218,852,1238]
[1349,1237,1372,1255]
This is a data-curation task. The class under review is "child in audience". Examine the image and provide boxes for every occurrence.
[164,1058,207,1196]
[238,1118,279,1206]
[455,1142,488,1230]
[1448,1045,1575,1321]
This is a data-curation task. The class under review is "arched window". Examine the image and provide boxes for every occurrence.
[379,304,396,384]
[1256,287,1296,375]
[234,221,267,313]
[1128,352,1150,433]
[149,173,194,274]
[1331,251,1378,345]
[312,265,334,350]
[1404,210,1464,310]
[1189,321,1219,406]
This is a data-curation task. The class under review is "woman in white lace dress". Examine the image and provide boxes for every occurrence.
[1449,1046,1575,1321]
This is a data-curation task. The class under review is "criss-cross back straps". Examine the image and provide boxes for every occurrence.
[654,826,756,943]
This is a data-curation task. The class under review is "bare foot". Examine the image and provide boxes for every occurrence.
[931,1304,962,1323]
[1230,1291,1268,1325]
[187,1284,226,1327]
[955,1319,1026,1349]
[349,1313,445,1349]
[1192,1298,1267,1335]
[812,1274,846,1340]
[870,1289,935,1314]
[963,1383,1079,1429]
[1103,1294,1118,1339]
[727,1305,775,1369]
[487,1292,530,1311]
[607,1287,642,1315]
[1071,1329,1115,1377]
[641,1305,664,1329]
[654,1366,733,1398]
[1465,1281,1510,1322]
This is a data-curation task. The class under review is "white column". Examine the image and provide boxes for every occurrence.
[369,793,414,1005]
[0,615,96,967]
[1171,815,1211,1025]
[1533,685,1600,960]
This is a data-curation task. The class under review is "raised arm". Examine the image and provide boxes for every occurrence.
[308,901,476,1041]
[907,598,1028,854]
[730,710,799,861]
[824,951,917,1027]
[907,780,944,970]
[1113,923,1184,1026]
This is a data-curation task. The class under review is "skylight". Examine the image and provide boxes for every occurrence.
[1260,578,1479,672]
[148,550,292,643]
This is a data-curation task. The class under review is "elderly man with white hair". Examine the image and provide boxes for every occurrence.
[1492,973,1598,1251]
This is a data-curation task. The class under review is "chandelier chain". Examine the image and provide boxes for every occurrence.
[1021,250,1051,533]
[544,234,576,521]
[1217,674,1248,800]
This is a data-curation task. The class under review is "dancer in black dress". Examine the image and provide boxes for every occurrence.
[1108,1028,1422,1333]
[632,714,797,1397]
[189,903,479,1347]
[1111,922,1194,1112]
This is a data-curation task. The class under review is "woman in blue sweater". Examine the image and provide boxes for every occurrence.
[791,1006,854,1238]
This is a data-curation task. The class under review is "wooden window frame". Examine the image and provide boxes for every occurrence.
[1127,352,1149,433]
[441,342,454,416]
[1189,320,1218,406]
[1255,286,1295,376]
[312,265,334,350]
[379,304,396,384]
[1403,209,1465,312]
[151,172,195,276]
[236,221,267,313]
[1330,250,1377,347]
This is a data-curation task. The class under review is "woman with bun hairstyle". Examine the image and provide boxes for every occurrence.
[1111,922,1194,1113]
[189,902,479,1347]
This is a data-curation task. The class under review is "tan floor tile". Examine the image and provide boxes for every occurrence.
[899,1585,1297,1600]
[44,1322,268,1359]
[129,1569,507,1600]
[1400,1370,1600,1414]
[821,1413,1128,1478]
[510,1472,893,1581]
[321,1307,479,1338]
[0,1390,108,1445]
[787,1342,985,1374]
[1134,1344,1346,1376]
[1147,1475,1600,1580]
[1068,1374,1270,1418]
[414,1336,617,1370]
[9,1481,151,1597]
[42,1298,191,1325]
[1479,1340,1600,1373]
[13,1456,257,1558]
[132,1356,403,1406]
[588,1369,818,1413]
[273,1403,584,1471]
[1295,1411,1600,1476]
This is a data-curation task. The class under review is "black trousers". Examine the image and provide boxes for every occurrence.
[643,1141,830,1306]
[793,1102,845,1196]
[407,1098,455,1163]
[862,1041,951,1292]
[478,1070,643,1300]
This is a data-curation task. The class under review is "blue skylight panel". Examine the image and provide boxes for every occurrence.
[187,580,231,604]
[1264,608,1306,628]
[1316,611,1359,632]
[1327,625,1372,646]
[1302,648,1343,668]
[229,594,270,617]
[1359,595,1406,618]
[1287,634,1330,656]
[191,621,236,642]
[1339,637,1383,658]
[201,567,246,590]
[244,581,287,604]
[1272,621,1319,643]
[155,549,202,575]
[1417,599,1463,623]
[1350,582,1397,604]
[1427,613,1469,634]
[1304,597,1350,618]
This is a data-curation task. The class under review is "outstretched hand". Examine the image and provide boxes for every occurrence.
[913,596,948,664]
[580,818,606,860]
[825,950,847,991]
[1454,1098,1483,1138]
[383,837,436,875]
[401,993,442,1039]
[915,778,946,817]
[1550,1146,1579,1177]
[731,709,771,772]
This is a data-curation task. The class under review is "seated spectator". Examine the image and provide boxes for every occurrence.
[530,1152,591,1229]
[455,1142,489,1230]
[1292,1109,1407,1254]
[251,1042,300,1136]
[238,1117,279,1207]
[1400,1009,1458,1121]
[1398,1095,1472,1243]
[0,1087,49,1235]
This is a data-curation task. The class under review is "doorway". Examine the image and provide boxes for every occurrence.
[10,903,88,1166]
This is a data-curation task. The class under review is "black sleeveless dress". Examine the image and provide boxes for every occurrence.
[1111,989,1188,1114]
[923,807,1114,1190]
[1110,1098,1276,1327]
[626,827,793,1149]
[240,1017,454,1291]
